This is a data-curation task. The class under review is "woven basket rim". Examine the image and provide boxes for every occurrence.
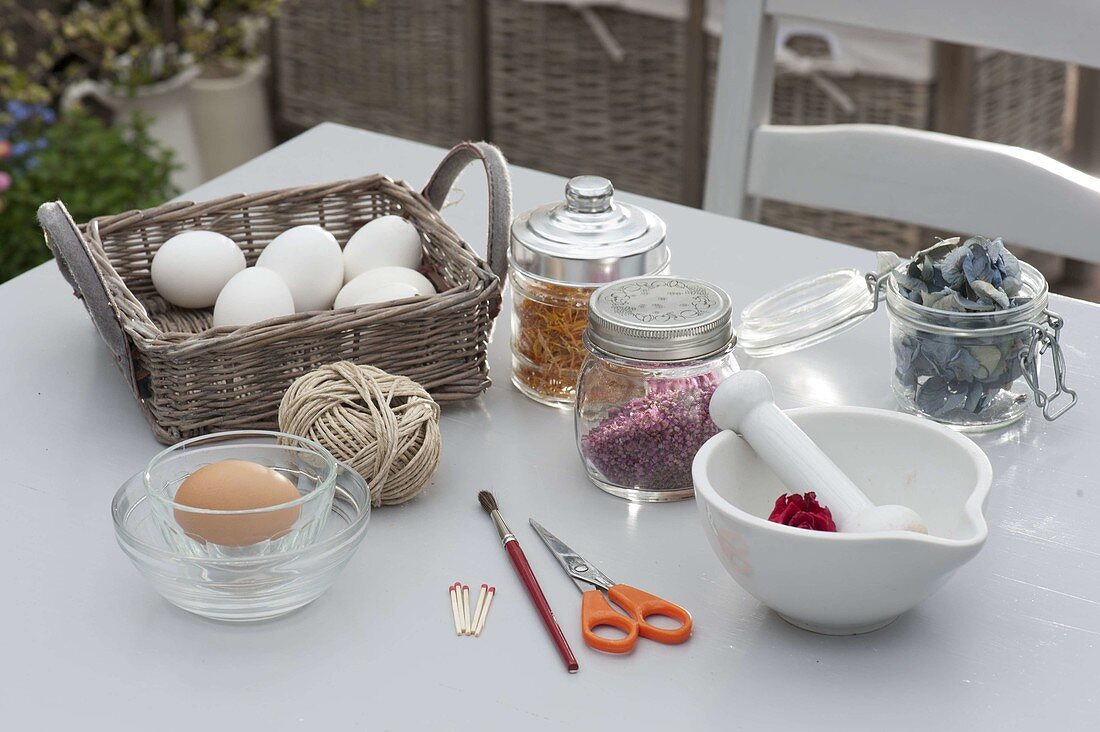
[83,174,499,349]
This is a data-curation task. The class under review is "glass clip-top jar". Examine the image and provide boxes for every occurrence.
[737,251,1077,431]
[575,276,739,502]
[509,176,669,407]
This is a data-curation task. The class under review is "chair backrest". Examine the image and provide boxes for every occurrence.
[704,0,1100,262]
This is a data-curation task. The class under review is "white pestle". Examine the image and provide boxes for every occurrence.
[710,370,927,534]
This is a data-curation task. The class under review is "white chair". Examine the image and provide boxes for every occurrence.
[704,0,1100,262]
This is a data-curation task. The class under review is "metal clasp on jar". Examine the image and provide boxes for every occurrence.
[1020,309,1078,421]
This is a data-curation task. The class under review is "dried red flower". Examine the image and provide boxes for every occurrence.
[768,492,837,532]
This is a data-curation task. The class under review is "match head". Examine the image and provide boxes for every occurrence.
[488,586,495,593]
[480,583,488,589]
[477,490,498,514]
[462,584,469,591]
[709,370,775,432]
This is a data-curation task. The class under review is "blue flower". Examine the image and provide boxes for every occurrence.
[892,237,1033,418]
[3,102,57,130]
[918,339,982,382]
[985,237,1021,283]
[896,236,1024,313]
[5,101,36,123]
[953,236,1021,290]
[939,246,967,288]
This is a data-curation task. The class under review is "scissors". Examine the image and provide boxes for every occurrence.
[529,519,693,654]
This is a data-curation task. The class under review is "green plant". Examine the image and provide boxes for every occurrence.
[181,0,283,73]
[0,106,177,283]
[0,0,302,97]
[0,1,193,100]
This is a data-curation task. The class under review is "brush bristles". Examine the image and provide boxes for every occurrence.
[478,490,498,514]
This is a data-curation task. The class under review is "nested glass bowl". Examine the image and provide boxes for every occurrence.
[144,431,337,558]
[114,434,371,622]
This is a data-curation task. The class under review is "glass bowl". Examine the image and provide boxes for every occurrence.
[144,431,338,558]
[114,455,371,622]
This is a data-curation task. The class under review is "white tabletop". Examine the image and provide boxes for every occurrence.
[4,123,1098,730]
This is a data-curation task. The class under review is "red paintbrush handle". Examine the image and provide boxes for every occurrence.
[505,539,579,673]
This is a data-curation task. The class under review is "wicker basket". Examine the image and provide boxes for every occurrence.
[486,0,703,204]
[273,0,484,147]
[972,50,1075,159]
[39,142,511,444]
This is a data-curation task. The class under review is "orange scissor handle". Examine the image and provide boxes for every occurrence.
[581,589,639,654]
[608,583,693,645]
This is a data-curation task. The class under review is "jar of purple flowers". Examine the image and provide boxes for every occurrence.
[575,276,738,501]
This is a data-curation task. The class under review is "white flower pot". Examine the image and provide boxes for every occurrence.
[190,59,275,180]
[62,68,206,191]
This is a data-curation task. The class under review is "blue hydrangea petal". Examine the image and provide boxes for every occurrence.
[941,385,970,414]
[939,246,967,288]
[1001,276,1023,298]
[961,243,992,287]
[916,376,950,414]
[971,280,1010,308]
[920,287,955,309]
[968,344,1003,380]
[952,292,997,312]
[964,380,986,412]
[919,340,960,375]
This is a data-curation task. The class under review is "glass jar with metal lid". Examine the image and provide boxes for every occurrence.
[575,276,739,502]
[509,176,670,407]
[737,240,1077,431]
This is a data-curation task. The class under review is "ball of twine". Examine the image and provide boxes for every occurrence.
[279,361,441,507]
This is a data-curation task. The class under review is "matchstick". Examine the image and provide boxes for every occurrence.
[474,586,495,637]
[450,583,462,636]
[462,584,471,635]
[471,584,488,636]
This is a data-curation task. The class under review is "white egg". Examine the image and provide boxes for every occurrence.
[150,230,245,309]
[335,267,437,309]
[213,268,296,328]
[353,281,422,306]
[255,225,344,312]
[343,215,423,282]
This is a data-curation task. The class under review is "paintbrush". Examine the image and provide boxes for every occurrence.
[478,491,579,673]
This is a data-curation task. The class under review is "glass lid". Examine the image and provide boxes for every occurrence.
[509,176,669,285]
[737,269,878,358]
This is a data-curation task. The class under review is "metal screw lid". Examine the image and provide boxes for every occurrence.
[510,176,669,286]
[586,276,735,361]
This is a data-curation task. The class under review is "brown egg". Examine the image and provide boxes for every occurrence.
[173,459,302,547]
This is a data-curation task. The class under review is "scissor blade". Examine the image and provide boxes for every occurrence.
[529,519,613,592]
[530,519,584,567]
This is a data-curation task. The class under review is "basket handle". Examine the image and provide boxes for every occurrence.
[37,201,138,395]
[423,141,512,281]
